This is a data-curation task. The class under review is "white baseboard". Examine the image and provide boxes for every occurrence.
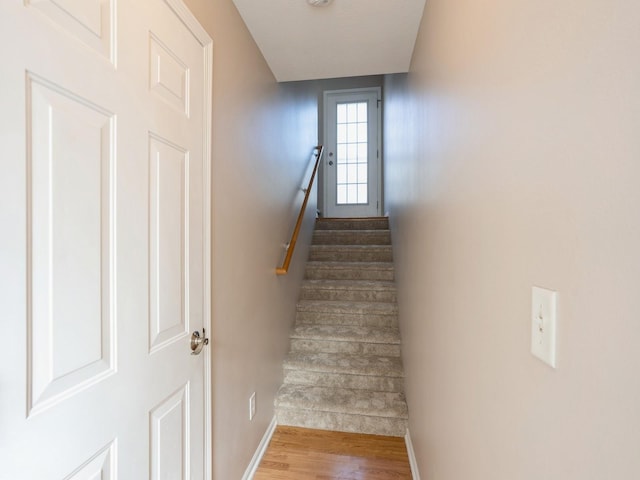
[242,415,278,480]
[405,428,421,480]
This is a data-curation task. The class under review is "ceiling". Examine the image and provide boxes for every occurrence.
[232,0,427,82]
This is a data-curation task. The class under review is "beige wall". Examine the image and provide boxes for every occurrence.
[182,0,318,478]
[384,0,640,478]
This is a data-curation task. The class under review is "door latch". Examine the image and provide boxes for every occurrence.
[190,328,209,355]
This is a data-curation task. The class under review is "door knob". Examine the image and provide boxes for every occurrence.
[328,160,334,166]
[190,328,209,355]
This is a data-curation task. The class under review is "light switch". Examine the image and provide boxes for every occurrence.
[531,286,557,368]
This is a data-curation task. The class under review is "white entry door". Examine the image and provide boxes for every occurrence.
[0,1,212,479]
[324,88,381,218]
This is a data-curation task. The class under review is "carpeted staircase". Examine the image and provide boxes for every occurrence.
[274,217,409,437]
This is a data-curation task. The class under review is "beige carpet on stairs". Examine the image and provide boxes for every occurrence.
[274,217,409,437]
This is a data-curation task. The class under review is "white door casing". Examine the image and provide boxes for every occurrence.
[0,0,212,478]
[323,88,382,218]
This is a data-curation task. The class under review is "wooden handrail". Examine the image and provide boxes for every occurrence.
[276,145,324,275]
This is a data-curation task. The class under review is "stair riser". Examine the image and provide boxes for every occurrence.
[276,409,407,437]
[296,312,398,328]
[300,288,397,303]
[315,219,389,231]
[290,339,401,356]
[312,231,391,245]
[305,267,394,281]
[283,370,404,393]
[309,248,393,262]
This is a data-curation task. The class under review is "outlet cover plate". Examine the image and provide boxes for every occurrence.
[249,392,256,421]
[531,286,557,368]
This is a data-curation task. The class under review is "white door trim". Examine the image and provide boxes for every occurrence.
[163,1,213,477]
[323,87,382,217]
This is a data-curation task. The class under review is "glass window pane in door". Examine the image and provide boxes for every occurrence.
[347,103,357,121]
[337,185,347,204]
[357,164,367,183]
[357,103,367,121]
[347,184,358,204]
[337,104,347,123]
[357,143,367,162]
[347,144,357,162]
[335,101,368,205]
[347,164,357,183]
[337,124,347,144]
[337,144,347,163]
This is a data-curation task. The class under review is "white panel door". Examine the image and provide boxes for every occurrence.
[324,88,381,218]
[0,1,212,479]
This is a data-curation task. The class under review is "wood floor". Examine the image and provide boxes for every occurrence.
[253,426,412,480]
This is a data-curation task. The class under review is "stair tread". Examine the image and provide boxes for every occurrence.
[306,261,394,270]
[310,244,392,250]
[284,352,404,377]
[297,300,399,314]
[315,218,390,231]
[312,229,391,244]
[284,369,404,392]
[290,325,400,344]
[305,262,395,281]
[301,279,396,290]
[313,228,391,234]
[276,410,407,437]
[276,384,408,418]
[309,245,393,263]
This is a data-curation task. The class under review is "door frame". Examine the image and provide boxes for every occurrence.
[322,87,382,217]
[164,0,213,477]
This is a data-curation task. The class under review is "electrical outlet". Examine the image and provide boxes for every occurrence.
[249,392,256,421]
[531,286,557,368]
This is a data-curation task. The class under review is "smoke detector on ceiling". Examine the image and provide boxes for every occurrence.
[307,0,334,6]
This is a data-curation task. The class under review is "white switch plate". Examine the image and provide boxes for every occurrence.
[531,286,557,368]
[249,392,256,421]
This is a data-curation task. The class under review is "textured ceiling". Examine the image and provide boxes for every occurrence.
[232,0,427,82]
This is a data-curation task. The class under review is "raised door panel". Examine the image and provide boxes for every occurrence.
[148,134,189,352]
[27,74,115,415]
[26,0,115,62]
[149,385,190,480]
[63,442,117,480]
[149,33,190,116]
